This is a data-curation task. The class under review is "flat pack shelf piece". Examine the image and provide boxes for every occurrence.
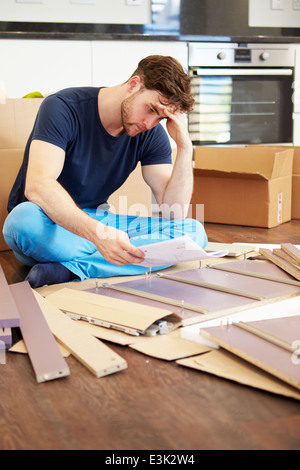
[157,273,265,301]
[0,264,20,328]
[208,263,300,287]
[232,321,296,353]
[275,243,300,269]
[10,282,70,383]
[93,260,300,326]
[101,282,210,315]
[200,316,300,391]
[34,291,127,378]
[259,248,300,281]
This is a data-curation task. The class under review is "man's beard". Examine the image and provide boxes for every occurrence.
[121,93,146,137]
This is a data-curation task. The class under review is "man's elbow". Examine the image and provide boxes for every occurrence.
[24,178,42,203]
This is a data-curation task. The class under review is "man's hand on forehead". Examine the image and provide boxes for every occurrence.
[156,100,182,119]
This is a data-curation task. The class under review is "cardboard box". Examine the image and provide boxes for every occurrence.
[0,98,43,251]
[0,98,152,251]
[191,146,294,228]
[291,147,300,219]
[249,145,300,220]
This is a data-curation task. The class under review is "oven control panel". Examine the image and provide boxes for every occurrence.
[188,43,295,68]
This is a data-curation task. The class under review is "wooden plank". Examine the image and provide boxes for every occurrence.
[281,243,300,267]
[33,291,128,378]
[233,321,296,353]
[9,282,70,383]
[259,248,300,281]
[209,263,300,287]
[201,318,300,390]
[102,282,210,315]
[0,264,20,328]
[158,273,266,301]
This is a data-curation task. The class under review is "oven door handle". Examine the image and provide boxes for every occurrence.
[192,68,293,76]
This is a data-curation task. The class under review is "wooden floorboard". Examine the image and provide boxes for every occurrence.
[0,220,300,451]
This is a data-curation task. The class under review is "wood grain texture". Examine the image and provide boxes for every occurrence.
[10,282,70,383]
[0,220,300,450]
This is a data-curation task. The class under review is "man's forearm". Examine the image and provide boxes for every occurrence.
[25,178,99,245]
[161,142,193,219]
[25,177,145,265]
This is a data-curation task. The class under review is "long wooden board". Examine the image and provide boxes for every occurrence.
[200,316,300,390]
[281,243,300,267]
[10,282,70,383]
[259,248,300,281]
[0,264,20,328]
[34,291,127,378]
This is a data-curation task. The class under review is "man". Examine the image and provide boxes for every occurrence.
[3,55,207,288]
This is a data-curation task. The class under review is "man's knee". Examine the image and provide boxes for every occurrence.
[3,202,48,246]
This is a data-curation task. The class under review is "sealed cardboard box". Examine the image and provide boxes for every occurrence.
[191,146,294,228]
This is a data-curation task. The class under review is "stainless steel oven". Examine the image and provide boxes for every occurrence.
[188,43,295,145]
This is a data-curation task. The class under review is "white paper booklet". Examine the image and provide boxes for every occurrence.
[134,235,229,268]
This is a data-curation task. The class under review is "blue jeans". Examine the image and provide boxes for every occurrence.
[3,202,208,281]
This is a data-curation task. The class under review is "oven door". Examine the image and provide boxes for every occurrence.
[189,68,294,145]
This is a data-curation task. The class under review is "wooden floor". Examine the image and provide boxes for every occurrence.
[1,221,300,451]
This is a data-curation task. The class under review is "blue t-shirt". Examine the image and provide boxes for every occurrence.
[8,87,172,212]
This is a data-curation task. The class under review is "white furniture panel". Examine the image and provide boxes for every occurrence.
[0,39,92,98]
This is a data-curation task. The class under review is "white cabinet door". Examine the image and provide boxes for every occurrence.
[91,40,188,87]
[0,40,92,98]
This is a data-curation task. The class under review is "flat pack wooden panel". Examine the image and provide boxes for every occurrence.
[9,282,70,383]
[200,316,300,390]
[260,248,300,281]
[34,291,127,378]
[95,260,300,325]
[0,264,20,328]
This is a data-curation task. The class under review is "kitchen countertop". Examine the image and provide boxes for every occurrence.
[0,22,299,43]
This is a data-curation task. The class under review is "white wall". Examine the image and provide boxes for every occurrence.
[0,39,188,98]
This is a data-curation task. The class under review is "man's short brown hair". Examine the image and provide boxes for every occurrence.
[130,55,194,114]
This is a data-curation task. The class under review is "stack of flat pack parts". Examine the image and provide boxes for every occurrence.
[0,264,127,382]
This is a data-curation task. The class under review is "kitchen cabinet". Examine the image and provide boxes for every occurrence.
[0,39,92,98]
[0,39,188,98]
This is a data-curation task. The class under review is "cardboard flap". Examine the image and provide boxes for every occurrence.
[271,149,294,179]
[194,168,268,181]
[194,146,294,181]
[46,287,181,334]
